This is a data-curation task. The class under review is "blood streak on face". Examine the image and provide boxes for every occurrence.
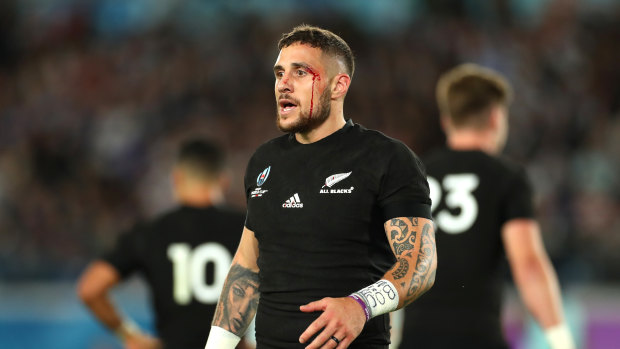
[306,67,321,119]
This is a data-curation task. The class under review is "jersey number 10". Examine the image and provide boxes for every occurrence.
[167,243,232,305]
[427,173,479,234]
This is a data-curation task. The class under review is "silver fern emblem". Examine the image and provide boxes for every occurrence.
[323,172,352,188]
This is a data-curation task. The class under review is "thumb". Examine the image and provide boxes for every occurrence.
[299,298,329,313]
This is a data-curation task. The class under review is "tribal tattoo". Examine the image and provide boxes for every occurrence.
[212,264,260,336]
[385,217,437,306]
[404,223,436,304]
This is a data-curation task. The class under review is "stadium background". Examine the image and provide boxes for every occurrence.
[0,0,618,348]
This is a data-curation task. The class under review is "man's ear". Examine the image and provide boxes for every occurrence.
[172,167,183,187]
[331,74,351,99]
[218,172,231,193]
[439,114,452,133]
[488,105,501,130]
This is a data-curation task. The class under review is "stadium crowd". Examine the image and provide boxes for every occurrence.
[0,0,618,283]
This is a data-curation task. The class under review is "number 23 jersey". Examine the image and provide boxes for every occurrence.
[402,147,534,347]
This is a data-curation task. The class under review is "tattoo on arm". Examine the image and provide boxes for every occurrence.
[405,223,436,303]
[386,217,437,306]
[212,264,260,336]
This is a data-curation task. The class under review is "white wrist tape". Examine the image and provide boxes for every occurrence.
[545,323,575,349]
[205,326,241,349]
[350,279,399,320]
[114,318,142,341]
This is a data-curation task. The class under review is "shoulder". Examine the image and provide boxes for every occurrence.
[135,206,189,236]
[252,134,290,157]
[478,153,529,182]
[351,123,417,156]
[213,205,246,221]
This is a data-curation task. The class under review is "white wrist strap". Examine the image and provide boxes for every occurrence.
[205,326,241,349]
[114,318,142,342]
[350,279,399,320]
[545,323,575,349]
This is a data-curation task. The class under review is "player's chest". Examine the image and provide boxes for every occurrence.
[247,157,379,218]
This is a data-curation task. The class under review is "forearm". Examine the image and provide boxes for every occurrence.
[348,217,436,323]
[513,255,565,328]
[211,263,260,337]
[77,261,138,338]
[82,294,124,330]
[383,217,437,307]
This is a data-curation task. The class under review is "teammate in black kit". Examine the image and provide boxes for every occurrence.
[398,64,575,349]
[77,139,251,349]
[205,25,437,349]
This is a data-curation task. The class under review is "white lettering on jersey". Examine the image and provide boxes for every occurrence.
[428,174,479,234]
[282,193,304,208]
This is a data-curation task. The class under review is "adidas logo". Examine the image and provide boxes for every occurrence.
[282,193,304,208]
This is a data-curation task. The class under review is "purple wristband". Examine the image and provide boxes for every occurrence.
[349,294,370,322]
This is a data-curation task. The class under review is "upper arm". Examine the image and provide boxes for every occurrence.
[232,226,260,272]
[501,218,547,269]
[76,260,121,302]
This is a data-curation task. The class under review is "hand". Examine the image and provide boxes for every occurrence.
[299,296,366,349]
[124,332,163,349]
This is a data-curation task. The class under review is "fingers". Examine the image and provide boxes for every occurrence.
[300,297,363,348]
[305,328,350,349]
[303,320,335,349]
[299,314,327,344]
[328,329,349,349]
[300,298,328,313]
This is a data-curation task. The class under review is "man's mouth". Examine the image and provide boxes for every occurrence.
[279,98,298,115]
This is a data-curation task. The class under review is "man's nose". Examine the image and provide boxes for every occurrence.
[277,73,292,93]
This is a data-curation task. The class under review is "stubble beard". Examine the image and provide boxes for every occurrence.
[276,89,331,134]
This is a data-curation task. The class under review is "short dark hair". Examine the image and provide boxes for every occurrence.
[436,63,513,127]
[278,24,355,78]
[176,139,225,179]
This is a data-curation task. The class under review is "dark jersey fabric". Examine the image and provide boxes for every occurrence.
[400,148,534,349]
[103,205,245,349]
[243,120,431,348]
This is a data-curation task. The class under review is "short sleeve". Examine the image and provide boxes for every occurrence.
[101,226,144,279]
[378,141,432,221]
[243,153,258,231]
[502,167,535,222]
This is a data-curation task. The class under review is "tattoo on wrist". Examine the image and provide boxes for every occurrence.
[212,264,260,336]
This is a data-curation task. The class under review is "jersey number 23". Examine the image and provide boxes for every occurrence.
[427,174,479,234]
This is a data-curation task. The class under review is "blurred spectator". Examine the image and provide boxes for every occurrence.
[0,0,618,283]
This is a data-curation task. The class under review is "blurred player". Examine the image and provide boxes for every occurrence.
[398,64,575,349]
[205,24,436,349]
[77,139,252,349]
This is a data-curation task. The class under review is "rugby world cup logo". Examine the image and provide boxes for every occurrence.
[256,166,271,187]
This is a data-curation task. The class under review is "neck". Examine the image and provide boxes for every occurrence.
[295,106,346,144]
[446,129,499,155]
[176,185,223,208]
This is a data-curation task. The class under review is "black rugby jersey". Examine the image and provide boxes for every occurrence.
[103,205,245,349]
[243,120,431,348]
[400,148,534,349]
